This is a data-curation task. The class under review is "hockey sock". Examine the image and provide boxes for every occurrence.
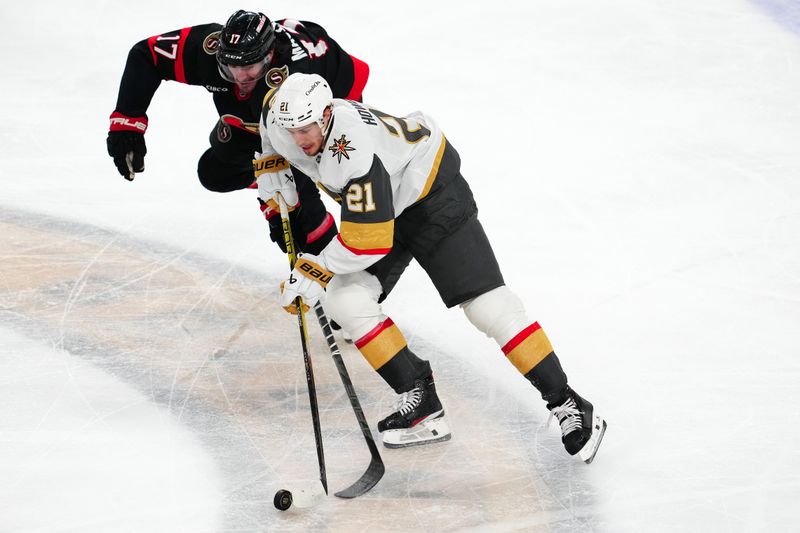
[354,317,431,393]
[501,322,568,403]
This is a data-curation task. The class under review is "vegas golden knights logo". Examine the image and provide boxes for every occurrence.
[328,134,355,163]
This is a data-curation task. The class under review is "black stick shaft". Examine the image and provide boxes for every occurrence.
[297,299,327,494]
[314,304,380,455]
[314,303,384,498]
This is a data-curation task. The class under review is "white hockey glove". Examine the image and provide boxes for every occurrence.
[253,153,299,209]
[279,254,334,314]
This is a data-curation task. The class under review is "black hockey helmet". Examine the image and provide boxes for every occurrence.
[217,10,276,66]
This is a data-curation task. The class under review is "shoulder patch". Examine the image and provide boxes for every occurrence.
[216,119,231,143]
[266,65,289,88]
[203,31,220,55]
[328,134,356,163]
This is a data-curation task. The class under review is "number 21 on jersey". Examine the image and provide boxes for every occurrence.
[346,182,376,212]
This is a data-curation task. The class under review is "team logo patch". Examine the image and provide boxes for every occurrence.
[203,31,221,55]
[266,66,290,88]
[328,134,355,163]
[217,119,231,143]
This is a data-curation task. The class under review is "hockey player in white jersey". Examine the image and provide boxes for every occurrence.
[255,73,606,462]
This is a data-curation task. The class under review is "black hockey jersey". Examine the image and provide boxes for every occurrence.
[112,18,369,136]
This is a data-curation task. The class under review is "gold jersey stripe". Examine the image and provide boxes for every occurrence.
[317,182,343,204]
[262,86,278,110]
[340,220,395,251]
[415,135,447,203]
[505,327,554,375]
[358,322,408,370]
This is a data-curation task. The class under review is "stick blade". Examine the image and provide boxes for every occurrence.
[334,457,385,499]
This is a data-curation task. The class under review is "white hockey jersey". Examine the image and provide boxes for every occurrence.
[259,99,448,274]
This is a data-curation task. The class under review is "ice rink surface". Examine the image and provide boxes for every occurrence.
[1,1,799,531]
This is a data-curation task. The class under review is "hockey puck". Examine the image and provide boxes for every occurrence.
[274,489,293,511]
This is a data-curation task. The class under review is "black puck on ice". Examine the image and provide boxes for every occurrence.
[274,489,293,511]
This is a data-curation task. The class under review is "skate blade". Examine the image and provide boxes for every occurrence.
[382,417,452,449]
[578,415,607,464]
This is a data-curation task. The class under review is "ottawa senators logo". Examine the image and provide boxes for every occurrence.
[203,31,221,55]
[265,66,290,89]
[328,134,355,163]
[217,119,231,143]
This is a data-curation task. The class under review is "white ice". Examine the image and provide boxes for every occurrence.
[1,0,799,531]
[0,327,223,532]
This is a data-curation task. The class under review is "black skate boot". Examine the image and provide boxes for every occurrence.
[377,375,452,448]
[547,386,607,464]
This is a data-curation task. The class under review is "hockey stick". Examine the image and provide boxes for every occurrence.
[276,193,328,496]
[276,195,384,498]
[312,302,385,498]
[123,152,136,181]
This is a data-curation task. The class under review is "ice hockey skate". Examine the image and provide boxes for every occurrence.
[378,375,452,448]
[547,386,607,464]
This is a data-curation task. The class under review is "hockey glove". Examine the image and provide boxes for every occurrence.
[259,197,290,253]
[107,112,148,181]
[253,153,299,209]
[259,199,338,255]
[279,255,333,314]
[278,281,309,315]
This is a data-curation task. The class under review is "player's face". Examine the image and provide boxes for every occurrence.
[287,123,324,156]
[225,51,274,93]
[228,63,265,92]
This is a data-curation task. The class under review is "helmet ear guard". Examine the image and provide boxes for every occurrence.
[272,73,334,130]
[319,104,334,136]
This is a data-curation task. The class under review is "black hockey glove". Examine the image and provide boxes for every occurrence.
[260,197,294,253]
[259,198,337,255]
[107,112,148,181]
[267,209,290,253]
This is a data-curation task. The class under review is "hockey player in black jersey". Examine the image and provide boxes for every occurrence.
[106,10,369,254]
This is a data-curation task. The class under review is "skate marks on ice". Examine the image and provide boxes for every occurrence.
[0,207,598,532]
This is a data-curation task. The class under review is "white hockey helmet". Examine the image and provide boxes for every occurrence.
[272,73,333,130]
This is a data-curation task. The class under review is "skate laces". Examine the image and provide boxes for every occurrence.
[548,397,582,436]
[395,386,423,416]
